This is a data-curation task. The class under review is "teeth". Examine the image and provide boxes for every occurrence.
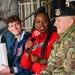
[40,26,45,30]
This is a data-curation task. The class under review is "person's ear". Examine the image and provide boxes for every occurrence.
[35,24,36,29]
[70,17,74,26]
[68,17,73,27]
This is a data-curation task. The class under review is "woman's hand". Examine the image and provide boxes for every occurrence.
[25,41,34,57]
[31,54,47,64]
[31,54,39,62]
[25,41,34,51]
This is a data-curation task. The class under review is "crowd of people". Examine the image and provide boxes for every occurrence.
[0,0,75,75]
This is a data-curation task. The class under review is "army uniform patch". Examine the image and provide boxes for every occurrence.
[55,9,61,16]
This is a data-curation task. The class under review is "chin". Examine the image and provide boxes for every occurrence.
[57,31,63,34]
[41,30,46,33]
[57,31,60,34]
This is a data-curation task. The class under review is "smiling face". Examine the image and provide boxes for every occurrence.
[54,16,73,34]
[35,13,49,34]
[8,21,22,36]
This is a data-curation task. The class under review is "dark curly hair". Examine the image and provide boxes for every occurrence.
[6,15,21,25]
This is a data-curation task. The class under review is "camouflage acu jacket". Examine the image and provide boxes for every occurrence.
[40,25,75,75]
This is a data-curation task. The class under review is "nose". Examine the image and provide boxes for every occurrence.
[13,25,17,29]
[40,21,44,26]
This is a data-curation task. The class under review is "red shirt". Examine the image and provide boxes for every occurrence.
[21,31,60,74]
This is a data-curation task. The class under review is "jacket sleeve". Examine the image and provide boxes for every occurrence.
[21,51,32,69]
[40,50,57,75]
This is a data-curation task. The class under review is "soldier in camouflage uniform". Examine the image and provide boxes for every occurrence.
[40,7,75,75]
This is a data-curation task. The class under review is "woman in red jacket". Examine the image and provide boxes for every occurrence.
[21,6,60,75]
